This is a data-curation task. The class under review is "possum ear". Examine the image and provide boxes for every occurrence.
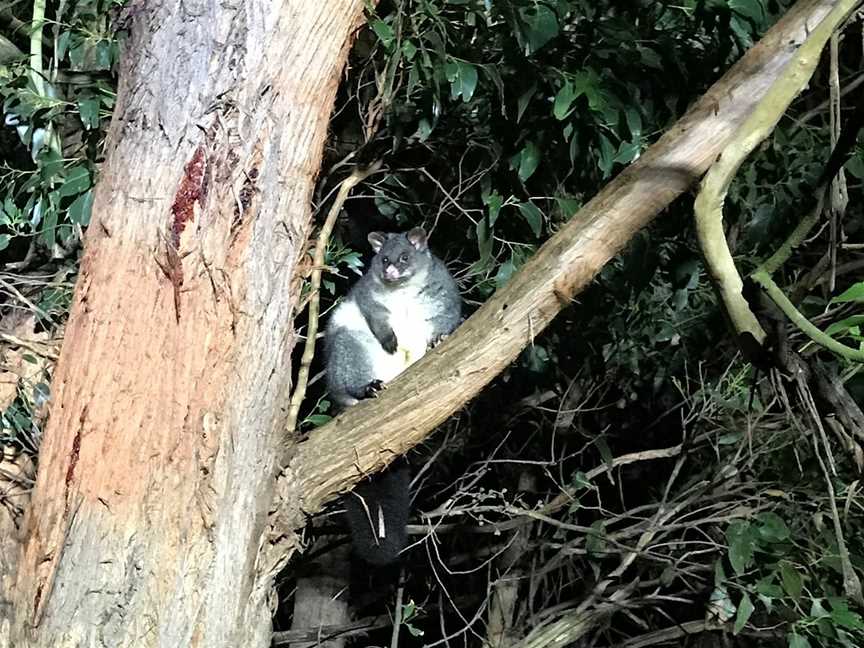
[368,232,387,253]
[406,227,428,251]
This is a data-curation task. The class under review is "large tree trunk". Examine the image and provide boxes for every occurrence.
[7,2,368,646]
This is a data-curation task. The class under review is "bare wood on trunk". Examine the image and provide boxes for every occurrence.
[8,2,369,647]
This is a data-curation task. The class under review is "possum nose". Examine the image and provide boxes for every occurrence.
[384,265,400,281]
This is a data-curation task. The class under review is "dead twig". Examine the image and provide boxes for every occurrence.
[284,160,383,435]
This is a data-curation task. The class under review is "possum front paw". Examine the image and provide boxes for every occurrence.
[364,379,386,398]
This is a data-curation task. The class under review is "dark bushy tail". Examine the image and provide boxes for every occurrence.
[343,462,411,566]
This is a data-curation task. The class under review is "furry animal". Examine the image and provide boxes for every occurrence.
[325,226,461,565]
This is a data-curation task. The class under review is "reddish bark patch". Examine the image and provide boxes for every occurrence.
[170,146,207,246]
[65,426,82,490]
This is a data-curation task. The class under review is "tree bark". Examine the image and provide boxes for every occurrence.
[7,2,368,647]
[274,0,841,532]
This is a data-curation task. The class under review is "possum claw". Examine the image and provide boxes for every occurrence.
[364,379,386,398]
[428,333,449,350]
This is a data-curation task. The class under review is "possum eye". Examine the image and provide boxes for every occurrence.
[382,256,389,264]
[399,254,408,262]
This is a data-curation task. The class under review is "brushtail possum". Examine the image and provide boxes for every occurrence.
[325,226,461,565]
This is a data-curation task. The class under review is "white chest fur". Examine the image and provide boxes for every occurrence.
[378,285,435,367]
[329,278,437,385]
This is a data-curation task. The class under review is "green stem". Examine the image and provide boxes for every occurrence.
[29,0,46,96]
[752,270,864,362]
[756,187,827,276]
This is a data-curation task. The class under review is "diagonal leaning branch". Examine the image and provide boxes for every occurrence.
[280,0,844,519]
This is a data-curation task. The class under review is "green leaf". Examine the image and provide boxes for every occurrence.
[718,432,742,445]
[726,521,755,576]
[483,192,503,227]
[57,31,71,61]
[456,62,478,102]
[417,118,433,142]
[445,61,478,103]
[516,85,536,124]
[586,520,606,555]
[755,577,783,599]
[67,189,94,226]
[809,598,829,619]
[595,436,614,468]
[95,41,112,70]
[729,0,765,23]
[826,315,864,337]
[707,585,735,622]
[78,97,100,130]
[625,107,642,138]
[845,154,864,179]
[519,5,559,55]
[0,234,10,251]
[402,40,417,60]
[613,140,641,165]
[523,344,549,373]
[756,512,790,542]
[494,258,516,289]
[517,141,541,181]
[571,69,603,113]
[41,202,58,249]
[829,599,864,629]
[517,202,543,237]
[553,81,578,120]
[832,282,864,303]
[68,40,87,71]
[779,561,802,600]
[370,19,395,48]
[597,133,615,178]
[788,633,811,648]
[555,197,580,219]
[636,44,663,70]
[571,471,592,491]
[476,217,493,268]
[38,149,63,182]
[59,166,91,198]
[733,592,754,635]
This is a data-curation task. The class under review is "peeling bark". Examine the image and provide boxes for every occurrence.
[7,2,369,647]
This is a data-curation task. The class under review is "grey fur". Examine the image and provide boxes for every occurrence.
[324,227,461,564]
[325,227,461,408]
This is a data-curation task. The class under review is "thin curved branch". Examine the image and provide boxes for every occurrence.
[751,269,864,361]
[284,161,382,435]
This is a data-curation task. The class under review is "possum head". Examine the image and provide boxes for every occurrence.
[367,227,430,286]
